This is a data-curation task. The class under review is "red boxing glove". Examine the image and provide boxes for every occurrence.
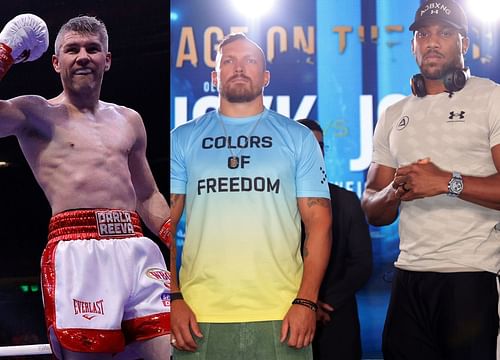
[0,43,13,80]
[159,218,172,247]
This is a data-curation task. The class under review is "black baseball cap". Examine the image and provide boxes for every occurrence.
[409,0,468,35]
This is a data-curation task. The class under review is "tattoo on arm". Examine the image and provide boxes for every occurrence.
[301,197,329,258]
[306,197,330,208]
[299,197,330,259]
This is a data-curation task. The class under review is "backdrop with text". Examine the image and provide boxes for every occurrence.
[170,0,500,356]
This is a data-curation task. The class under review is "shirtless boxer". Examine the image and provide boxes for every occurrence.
[0,14,171,360]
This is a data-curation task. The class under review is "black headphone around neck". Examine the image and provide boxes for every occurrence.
[410,67,470,97]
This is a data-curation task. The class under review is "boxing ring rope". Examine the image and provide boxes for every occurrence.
[0,343,52,357]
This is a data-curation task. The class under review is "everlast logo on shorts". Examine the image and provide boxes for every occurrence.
[73,298,105,320]
[146,267,171,288]
[95,210,135,237]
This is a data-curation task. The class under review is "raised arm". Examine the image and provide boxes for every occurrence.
[0,14,49,136]
[0,98,28,137]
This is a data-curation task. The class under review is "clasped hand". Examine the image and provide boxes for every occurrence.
[392,158,448,200]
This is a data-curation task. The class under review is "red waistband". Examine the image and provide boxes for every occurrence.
[48,209,143,243]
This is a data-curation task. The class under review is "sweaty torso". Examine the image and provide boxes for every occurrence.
[16,95,138,215]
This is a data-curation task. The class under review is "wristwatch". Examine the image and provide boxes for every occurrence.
[447,171,463,197]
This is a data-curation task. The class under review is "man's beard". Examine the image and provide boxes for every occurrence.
[220,82,262,103]
[421,58,460,81]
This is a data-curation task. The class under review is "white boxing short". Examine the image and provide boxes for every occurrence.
[41,208,171,356]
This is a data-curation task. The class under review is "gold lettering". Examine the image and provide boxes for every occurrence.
[386,25,403,33]
[293,26,314,55]
[175,23,416,66]
[176,27,198,68]
[333,26,352,54]
[371,25,379,43]
[267,26,287,63]
[472,43,480,60]
[358,26,365,43]
[204,26,224,68]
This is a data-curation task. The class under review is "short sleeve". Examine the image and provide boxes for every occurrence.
[295,131,330,199]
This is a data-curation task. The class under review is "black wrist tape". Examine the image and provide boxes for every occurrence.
[292,297,318,312]
[170,292,184,301]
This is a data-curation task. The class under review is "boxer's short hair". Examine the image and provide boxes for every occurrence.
[55,16,108,55]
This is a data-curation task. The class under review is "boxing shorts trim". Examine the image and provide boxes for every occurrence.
[54,328,125,354]
[51,312,171,353]
[48,208,143,243]
[122,312,171,343]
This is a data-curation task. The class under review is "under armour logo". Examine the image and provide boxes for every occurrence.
[448,111,465,121]
[430,9,439,14]
[396,116,409,130]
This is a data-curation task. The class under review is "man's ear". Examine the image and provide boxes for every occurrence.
[263,70,270,87]
[104,52,112,71]
[52,54,60,73]
[211,70,217,88]
[461,36,469,56]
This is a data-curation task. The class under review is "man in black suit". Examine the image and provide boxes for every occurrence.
[298,119,373,360]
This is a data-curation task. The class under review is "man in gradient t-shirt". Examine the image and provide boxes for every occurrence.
[170,33,331,359]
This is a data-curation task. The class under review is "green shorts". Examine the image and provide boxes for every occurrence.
[173,320,313,360]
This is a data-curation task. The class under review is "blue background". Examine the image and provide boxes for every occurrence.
[170,0,500,356]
